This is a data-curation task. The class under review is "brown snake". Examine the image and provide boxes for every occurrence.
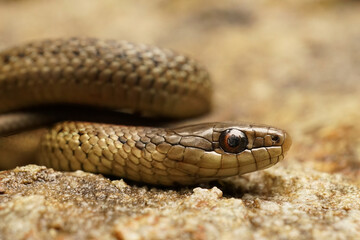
[0,38,291,186]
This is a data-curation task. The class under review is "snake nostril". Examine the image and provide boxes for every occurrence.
[271,135,280,143]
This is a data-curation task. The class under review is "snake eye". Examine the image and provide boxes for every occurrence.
[219,129,248,153]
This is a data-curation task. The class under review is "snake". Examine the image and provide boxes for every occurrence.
[0,38,291,186]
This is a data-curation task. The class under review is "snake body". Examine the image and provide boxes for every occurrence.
[0,38,291,186]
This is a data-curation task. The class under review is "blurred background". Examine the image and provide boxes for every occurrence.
[0,0,359,182]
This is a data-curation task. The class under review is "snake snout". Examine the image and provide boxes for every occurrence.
[282,132,292,156]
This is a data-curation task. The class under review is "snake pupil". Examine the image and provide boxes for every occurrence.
[219,129,248,153]
[227,134,240,147]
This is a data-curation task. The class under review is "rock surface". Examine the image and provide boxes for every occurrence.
[0,0,360,239]
[1,165,360,240]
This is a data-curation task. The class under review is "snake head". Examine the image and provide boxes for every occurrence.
[168,122,291,184]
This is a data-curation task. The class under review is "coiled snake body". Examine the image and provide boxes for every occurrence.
[0,38,291,186]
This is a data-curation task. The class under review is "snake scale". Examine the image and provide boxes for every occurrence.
[0,38,291,186]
